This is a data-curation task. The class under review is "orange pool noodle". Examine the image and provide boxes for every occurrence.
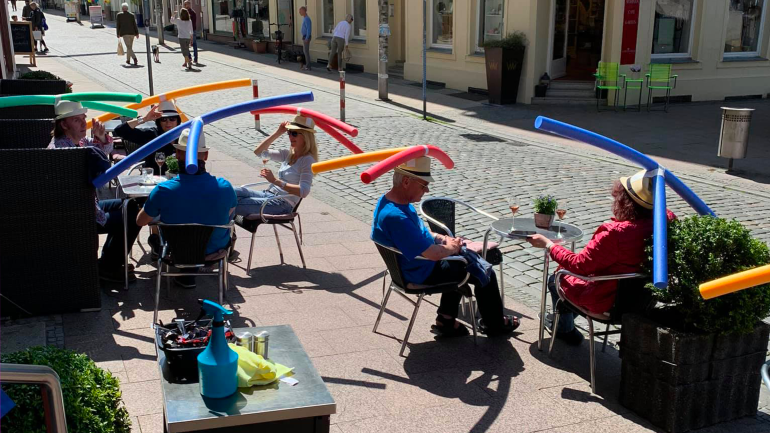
[699,264,770,299]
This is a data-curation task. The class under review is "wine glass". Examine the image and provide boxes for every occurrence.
[507,196,520,231]
[155,152,165,178]
[142,167,154,183]
[261,151,270,169]
[556,207,567,238]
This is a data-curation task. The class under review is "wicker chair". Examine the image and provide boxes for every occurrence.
[0,79,68,95]
[0,147,100,316]
[0,103,56,120]
[0,119,54,149]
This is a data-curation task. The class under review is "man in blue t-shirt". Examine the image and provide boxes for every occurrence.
[137,129,237,288]
[371,157,518,337]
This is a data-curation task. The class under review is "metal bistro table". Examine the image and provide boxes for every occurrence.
[481,217,583,351]
[158,325,336,433]
[116,174,166,290]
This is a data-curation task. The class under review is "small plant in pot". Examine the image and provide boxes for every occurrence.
[620,216,770,432]
[165,155,179,178]
[532,195,557,228]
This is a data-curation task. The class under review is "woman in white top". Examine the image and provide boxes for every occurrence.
[171,7,194,69]
[234,115,318,216]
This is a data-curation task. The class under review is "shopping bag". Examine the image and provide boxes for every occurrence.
[117,41,124,56]
[342,47,352,61]
[32,30,42,40]
[42,18,48,30]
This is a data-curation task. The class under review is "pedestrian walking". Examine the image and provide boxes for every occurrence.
[11,0,17,12]
[327,14,352,72]
[116,3,139,65]
[21,0,32,21]
[183,0,199,64]
[299,6,311,71]
[29,2,48,52]
[171,7,194,69]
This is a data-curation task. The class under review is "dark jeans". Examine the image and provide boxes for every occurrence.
[191,31,198,62]
[97,199,141,270]
[422,260,505,331]
[548,274,575,333]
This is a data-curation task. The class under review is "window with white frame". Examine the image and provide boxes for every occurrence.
[652,0,696,57]
[476,0,505,51]
[351,0,366,40]
[431,0,453,48]
[724,0,766,56]
[322,0,334,35]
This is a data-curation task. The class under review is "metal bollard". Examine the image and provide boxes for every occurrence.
[717,107,754,171]
[252,79,261,130]
[339,71,346,123]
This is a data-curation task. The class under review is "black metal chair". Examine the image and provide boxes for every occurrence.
[152,222,234,326]
[233,182,305,274]
[372,241,477,357]
[0,104,56,120]
[419,197,506,306]
[0,119,54,149]
[548,269,651,393]
[0,79,68,95]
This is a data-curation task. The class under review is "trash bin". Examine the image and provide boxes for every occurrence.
[717,107,754,170]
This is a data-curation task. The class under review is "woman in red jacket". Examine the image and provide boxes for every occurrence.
[527,170,675,345]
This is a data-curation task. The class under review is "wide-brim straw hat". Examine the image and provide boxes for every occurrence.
[54,101,88,120]
[158,100,180,118]
[395,156,434,183]
[619,169,654,210]
[285,115,316,133]
[173,128,209,153]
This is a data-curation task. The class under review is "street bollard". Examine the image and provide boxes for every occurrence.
[717,107,754,172]
[339,71,345,123]
[252,79,260,130]
[145,25,154,95]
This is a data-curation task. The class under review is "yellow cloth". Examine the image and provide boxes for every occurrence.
[228,343,294,388]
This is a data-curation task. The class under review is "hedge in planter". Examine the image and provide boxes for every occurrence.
[1,346,131,433]
[619,216,770,433]
[482,32,527,105]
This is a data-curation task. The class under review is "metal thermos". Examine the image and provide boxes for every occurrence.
[235,331,254,352]
[255,331,269,359]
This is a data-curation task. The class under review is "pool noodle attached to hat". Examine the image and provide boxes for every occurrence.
[699,265,770,300]
[312,148,410,174]
[80,101,138,118]
[250,106,359,137]
[360,145,454,184]
[0,92,142,108]
[92,91,314,187]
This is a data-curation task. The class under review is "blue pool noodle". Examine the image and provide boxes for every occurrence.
[652,172,668,288]
[185,118,204,174]
[92,92,314,188]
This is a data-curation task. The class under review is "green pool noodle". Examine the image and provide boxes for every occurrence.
[81,101,138,118]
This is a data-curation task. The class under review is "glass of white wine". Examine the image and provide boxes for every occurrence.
[507,196,519,231]
[556,207,567,238]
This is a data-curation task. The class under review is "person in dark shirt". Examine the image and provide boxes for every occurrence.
[184,0,199,64]
[113,100,181,175]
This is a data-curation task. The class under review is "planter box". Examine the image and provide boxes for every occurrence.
[619,313,770,432]
[251,40,267,54]
[484,46,524,105]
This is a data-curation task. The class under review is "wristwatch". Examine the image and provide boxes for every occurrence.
[136,116,144,124]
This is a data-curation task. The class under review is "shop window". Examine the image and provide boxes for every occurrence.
[247,0,269,38]
[652,0,696,57]
[724,0,766,56]
[322,0,334,35]
[477,0,504,51]
[351,0,367,40]
[214,0,234,33]
[431,0,453,48]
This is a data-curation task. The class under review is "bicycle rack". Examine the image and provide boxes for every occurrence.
[1,363,68,433]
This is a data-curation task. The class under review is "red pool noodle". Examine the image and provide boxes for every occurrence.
[251,105,358,137]
[314,119,363,154]
[360,145,454,184]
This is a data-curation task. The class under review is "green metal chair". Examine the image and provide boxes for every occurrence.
[594,62,625,112]
[645,64,678,112]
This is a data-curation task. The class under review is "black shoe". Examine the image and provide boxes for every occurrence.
[430,315,470,338]
[174,276,196,289]
[556,328,584,346]
[477,315,520,336]
[148,234,161,261]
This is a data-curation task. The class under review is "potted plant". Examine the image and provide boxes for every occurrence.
[165,155,179,178]
[1,346,132,433]
[482,31,527,104]
[620,216,770,433]
[251,36,267,54]
[532,195,557,229]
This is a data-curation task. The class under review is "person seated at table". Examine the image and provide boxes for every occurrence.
[371,157,520,337]
[47,101,141,282]
[526,170,676,346]
[136,128,237,288]
[113,100,181,175]
[233,115,318,217]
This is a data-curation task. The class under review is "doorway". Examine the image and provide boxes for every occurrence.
[549,0,605,80]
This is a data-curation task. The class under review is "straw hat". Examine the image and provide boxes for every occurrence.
[285,115,316,133]
[395,156,434,183]
[173,128,209,153]
[54,101,88,120]
[157,100,180,118]
[619,169,654,210]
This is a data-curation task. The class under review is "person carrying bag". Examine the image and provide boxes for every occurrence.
[117,40,125,56]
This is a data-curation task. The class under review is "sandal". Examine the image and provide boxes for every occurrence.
[430,315,469,338]
[477,315,520,336]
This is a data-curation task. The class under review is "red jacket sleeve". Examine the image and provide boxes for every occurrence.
[549,224,620,276]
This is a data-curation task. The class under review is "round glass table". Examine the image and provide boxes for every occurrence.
[481,217,584,351]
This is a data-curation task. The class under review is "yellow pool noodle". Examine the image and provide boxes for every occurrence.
[312,147,410,174]
[699,264,770,300]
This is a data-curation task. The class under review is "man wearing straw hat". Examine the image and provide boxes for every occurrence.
[371,157,520,338]
[137,128,237,288]
[48,101,142,283]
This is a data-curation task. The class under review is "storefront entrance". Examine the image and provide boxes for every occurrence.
[549,0,605,80]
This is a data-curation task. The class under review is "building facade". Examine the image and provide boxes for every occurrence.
[201,0,770,104]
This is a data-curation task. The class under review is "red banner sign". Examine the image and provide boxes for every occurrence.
[621,0,639,65]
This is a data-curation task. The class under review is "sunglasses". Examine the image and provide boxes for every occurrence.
[414,179,430,191]
[159,117,177,123]
[287,131,300,137]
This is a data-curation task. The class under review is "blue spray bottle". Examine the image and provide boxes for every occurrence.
[197,299,238,398]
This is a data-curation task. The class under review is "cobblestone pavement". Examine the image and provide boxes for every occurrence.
[39,11,770,315]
